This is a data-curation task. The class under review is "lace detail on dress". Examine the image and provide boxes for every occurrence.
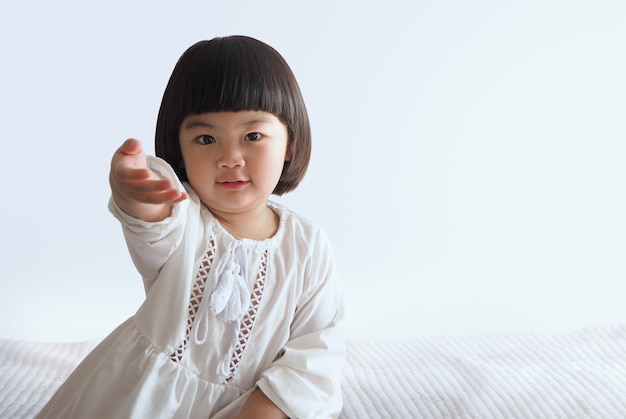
[169,238,216,362]
[224,249,268,383]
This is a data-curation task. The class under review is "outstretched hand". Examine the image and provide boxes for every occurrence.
[110,139,188,221]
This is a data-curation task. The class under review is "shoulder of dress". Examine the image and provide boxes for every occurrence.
[267,202,336,257]
[269,201,318,229]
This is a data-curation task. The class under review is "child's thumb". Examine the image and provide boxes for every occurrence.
[120,138,143,155]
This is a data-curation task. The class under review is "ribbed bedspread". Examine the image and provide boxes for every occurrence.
[2,324,626,418]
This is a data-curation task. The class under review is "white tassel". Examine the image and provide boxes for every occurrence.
[210,266,235,314]
[209,241,250,323]
[193,240,251,350]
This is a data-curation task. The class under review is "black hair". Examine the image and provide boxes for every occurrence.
[155,36,311,195]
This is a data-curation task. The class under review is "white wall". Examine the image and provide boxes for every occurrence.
[1,0,624,341]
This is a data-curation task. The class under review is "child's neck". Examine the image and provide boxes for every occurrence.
[210,205,279,241]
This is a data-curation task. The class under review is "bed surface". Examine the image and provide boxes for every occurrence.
[2,324,626,418]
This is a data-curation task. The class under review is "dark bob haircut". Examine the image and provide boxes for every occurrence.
[155,36,311,196]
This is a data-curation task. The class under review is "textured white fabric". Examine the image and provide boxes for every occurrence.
[34,156,345,419]
[2,324,626,418]
[340,325,626,418]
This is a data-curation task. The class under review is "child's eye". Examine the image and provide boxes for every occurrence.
[245,132,262,141]
[197,135,215,145]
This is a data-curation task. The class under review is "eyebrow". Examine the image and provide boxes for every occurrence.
[182,116,275,130]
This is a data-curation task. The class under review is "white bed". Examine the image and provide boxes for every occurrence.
[2,324,625,418]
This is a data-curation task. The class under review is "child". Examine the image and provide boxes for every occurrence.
[37,36,345,419]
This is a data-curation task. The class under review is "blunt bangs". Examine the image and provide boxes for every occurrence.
[155,36,311,195]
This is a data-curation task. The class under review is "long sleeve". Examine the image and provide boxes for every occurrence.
[108,156,188,293]
[257,228,345,418]
[110,156,207,352]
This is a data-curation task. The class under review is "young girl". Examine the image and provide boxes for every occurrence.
[37,36,345,419]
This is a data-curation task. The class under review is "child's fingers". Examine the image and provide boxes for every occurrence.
[117,138,143,156]
[171,191,189,203]
[111,140,147,174]
[122,178,175,194]
[109,137,189,205]
[134,188,188,205]
[111,141,151,182]
[114,166,152,182]
[115,176,187,203]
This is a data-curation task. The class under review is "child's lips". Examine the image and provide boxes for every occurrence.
[217,179,250,190]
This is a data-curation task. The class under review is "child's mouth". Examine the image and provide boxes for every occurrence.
[218,180,249,190]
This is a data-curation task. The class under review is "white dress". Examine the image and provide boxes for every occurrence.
[36,157,345,419]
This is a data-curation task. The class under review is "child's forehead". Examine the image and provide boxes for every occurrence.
[180,111,284,129]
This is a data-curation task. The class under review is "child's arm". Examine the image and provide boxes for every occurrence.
[256,227,345,418]
[109,138,187,222]
[231,388,287,419]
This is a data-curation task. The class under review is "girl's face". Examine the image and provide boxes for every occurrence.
[179,111,289,219]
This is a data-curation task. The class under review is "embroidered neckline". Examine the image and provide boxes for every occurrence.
[169,233,271,384]
[199,201,285,252]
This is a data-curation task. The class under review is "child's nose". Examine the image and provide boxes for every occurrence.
[217,145,244,168]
